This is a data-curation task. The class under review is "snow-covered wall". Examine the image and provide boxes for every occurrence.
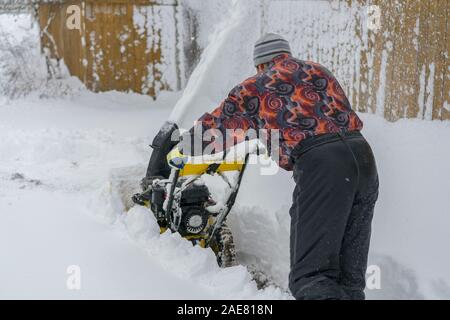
[264,0,449,121]
[38,1,180,98]
[178,0,449,121]
[4,0,449,118]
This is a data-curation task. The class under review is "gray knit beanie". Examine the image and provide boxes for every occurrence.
[253,33,292,67]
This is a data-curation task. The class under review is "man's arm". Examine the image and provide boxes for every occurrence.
[183,85,259,156]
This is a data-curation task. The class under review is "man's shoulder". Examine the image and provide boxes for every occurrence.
[230,56,335,94]
[275,56,329,72]
[299,59,335,77]
[242,73,261,86]
[228,74,260,95]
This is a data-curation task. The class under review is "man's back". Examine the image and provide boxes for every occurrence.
[196,53,363,170]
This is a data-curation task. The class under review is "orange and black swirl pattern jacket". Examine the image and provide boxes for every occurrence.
[193,54,363,171]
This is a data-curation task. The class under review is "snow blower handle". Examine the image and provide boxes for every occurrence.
[206,154,249,247]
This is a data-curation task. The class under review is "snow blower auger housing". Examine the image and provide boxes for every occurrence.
[132,122,262,267]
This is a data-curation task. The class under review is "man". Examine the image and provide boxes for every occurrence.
[188,33,379,300]
[140,33,379,299]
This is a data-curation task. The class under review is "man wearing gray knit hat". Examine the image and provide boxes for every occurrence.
[143,33,378,300]
[253,33,292,67]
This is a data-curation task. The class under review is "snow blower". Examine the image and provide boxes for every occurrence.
[132,121,264,267]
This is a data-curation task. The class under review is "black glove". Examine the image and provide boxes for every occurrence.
[141,175,165,191]
[133,176,164,206]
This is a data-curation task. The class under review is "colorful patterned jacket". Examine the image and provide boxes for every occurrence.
[191,54,363,171]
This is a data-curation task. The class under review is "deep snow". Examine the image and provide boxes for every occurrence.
[0,90,288,299]
[229,113,450,299]
[1,10,450,300]
[1,87,450,299]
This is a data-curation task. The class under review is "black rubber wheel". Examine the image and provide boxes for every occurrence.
[210,223,237,268]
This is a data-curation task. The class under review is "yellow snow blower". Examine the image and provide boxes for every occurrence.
[132,121,261,267]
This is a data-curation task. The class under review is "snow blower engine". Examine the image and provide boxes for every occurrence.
[132,121,257,267]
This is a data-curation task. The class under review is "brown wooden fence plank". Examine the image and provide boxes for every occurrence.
[377,0,399,121]
[416,0,430,119]
[439,0,450,120]
[133,5,149,95]
[61,2,83,83]
[84,1,94,91]
[384,0,403,122]
[390,0,421,120]
[428,0,448,120]
[365,0,385,116]
[351,0,367,114]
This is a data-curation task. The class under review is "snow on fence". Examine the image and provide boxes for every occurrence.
[35,0,449,121]
[37,0,181,99]
[263,0,449,121]
[0,0,34,14]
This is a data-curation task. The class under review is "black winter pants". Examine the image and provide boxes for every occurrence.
[289,132,379,300]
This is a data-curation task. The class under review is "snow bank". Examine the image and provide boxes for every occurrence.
[120,206,288,299]
[0,86,290,299]
[362,114,450,299]
[0,186,216,299]
[90,164,290,299]
[1,78,449,299]
[226,114,450,299]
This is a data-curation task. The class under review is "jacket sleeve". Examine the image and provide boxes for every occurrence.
[184,85,258,155]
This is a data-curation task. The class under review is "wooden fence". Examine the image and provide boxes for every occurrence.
[264,0,449,121]
[37,0,449,121]
[38,0,180,98]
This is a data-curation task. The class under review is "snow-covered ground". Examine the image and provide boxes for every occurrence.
[0,90,288,299]
[230,113,450,300]
[2,87,449,300]
[1,11,450,300]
